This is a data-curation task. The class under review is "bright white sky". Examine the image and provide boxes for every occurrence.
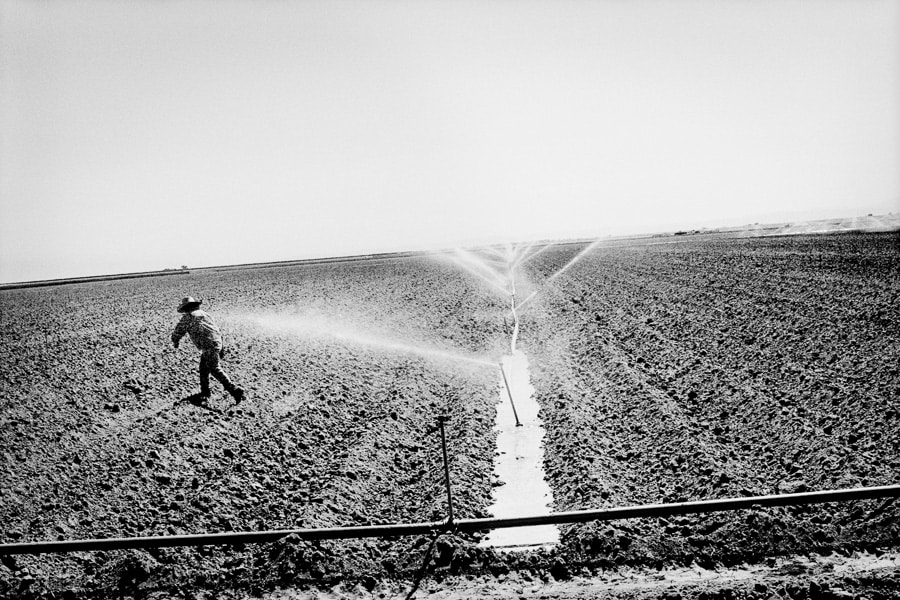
[1,0,898,283]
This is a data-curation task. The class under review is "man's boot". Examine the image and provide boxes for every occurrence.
[229,386,245,403]
[190,390,211,406]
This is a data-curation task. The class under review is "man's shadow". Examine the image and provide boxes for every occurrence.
[174,393,227,415]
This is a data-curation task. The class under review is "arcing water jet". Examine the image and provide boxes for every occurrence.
[225,312,496,370]
[506,238,602,316]
[516,242,554,267]
[446,248,510,298]
[547,238,603,283]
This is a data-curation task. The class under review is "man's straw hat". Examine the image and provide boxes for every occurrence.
[177,296,202,313]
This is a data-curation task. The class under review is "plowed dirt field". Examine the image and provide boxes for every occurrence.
[1,231,898,599]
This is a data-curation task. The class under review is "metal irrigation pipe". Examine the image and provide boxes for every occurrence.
[0,522,445,555]
[3,485,898,556]
[453,484,900,531]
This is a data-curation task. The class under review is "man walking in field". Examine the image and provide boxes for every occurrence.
[172,296,245,403]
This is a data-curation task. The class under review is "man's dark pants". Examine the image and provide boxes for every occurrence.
[199,344,236,396]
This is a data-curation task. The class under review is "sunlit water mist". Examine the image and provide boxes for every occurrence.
[517,242,554,267]
[440,248,511,299]
[511,241,542,267]
[511,239,602,315]
[223,312,495,369]
[547,238,603,283]
[482,244,510,262]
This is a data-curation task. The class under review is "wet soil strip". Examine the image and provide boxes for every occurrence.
[480,351,560,550]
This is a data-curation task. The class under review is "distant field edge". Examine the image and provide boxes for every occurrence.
[0,269,192,291]
[0,244,553,290]
[0,250,435,291]
[2,218,896,290]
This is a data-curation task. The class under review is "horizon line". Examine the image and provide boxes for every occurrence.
[1,212,897,289]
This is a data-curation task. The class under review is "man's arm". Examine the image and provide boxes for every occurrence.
[171,315,189,347]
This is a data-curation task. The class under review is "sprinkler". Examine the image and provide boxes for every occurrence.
[498,362,523,427]
[436,415,455,525]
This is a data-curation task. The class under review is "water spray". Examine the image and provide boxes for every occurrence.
[442,244,532,427]
[508,269,519,355]
[229,313,495,370]
[547,238,603,283]
[517,242,554,267]
[448,248,510,297]
[504,239,601,319]
[512,290,538,314]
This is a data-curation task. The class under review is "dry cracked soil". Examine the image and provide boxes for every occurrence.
[1,230,898,599]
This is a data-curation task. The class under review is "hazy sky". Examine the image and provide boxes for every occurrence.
[1,0,898,283]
